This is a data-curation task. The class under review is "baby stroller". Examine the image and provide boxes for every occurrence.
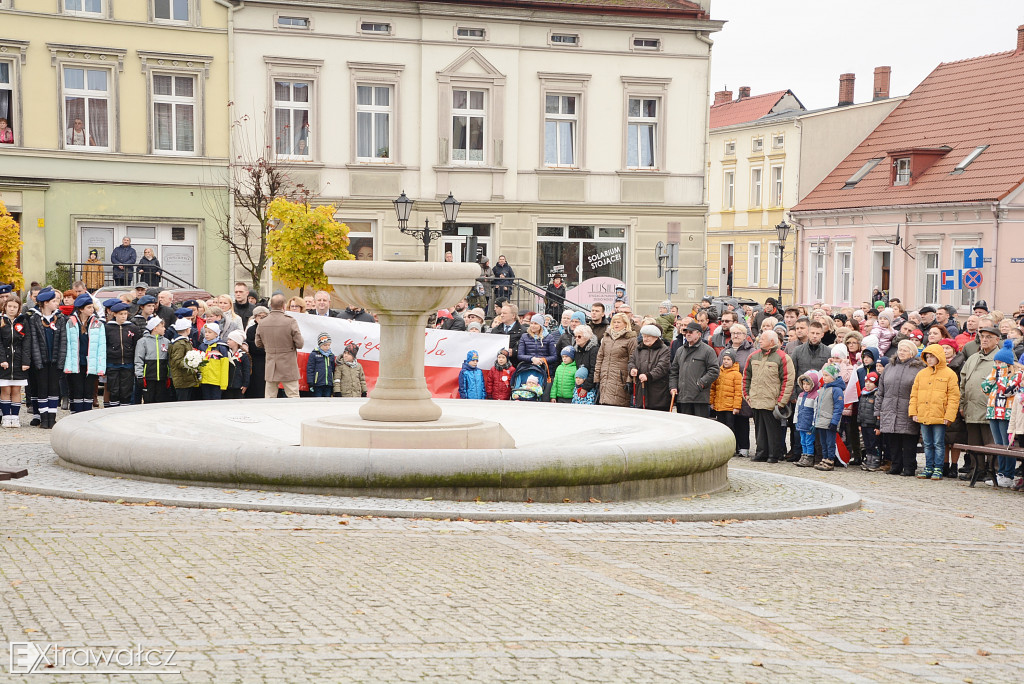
[510,361,550,401]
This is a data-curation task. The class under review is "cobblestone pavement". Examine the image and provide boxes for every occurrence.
[2,421,1023,682]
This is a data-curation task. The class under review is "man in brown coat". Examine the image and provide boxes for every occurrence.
[255,294,304,398]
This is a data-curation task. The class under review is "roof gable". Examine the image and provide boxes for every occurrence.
[795,48,1024,212]
[709,90,803,130]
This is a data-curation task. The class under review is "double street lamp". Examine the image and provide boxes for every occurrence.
[392,191,461,262]
[774,220,791,305]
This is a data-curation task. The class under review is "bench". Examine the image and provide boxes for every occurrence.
[949,443,1024,488]
[0,468,28,481]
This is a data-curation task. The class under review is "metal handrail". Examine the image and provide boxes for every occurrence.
[56,261,197,290]
[475,275,589,317]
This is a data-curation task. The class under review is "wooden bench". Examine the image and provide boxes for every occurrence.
[949,443,1024,488]
[0,468,28,481]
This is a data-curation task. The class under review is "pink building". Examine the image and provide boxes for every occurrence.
[791,26,1024,315]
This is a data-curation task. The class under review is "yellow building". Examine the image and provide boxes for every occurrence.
[0,0,231,292]
[705,77,900,307]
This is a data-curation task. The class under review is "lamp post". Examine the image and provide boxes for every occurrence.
[774,220,791,306]
[392,191,461,262]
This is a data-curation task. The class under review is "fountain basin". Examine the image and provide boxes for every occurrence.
[51,400,735,503]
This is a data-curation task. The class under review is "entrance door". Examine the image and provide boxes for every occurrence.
[443,223,492,263]
[720,243,734,296]
[81,226,114,264]
[873,250,892,294]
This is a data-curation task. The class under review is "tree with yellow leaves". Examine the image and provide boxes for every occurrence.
[0,200,25,292]
[266,197,353,294]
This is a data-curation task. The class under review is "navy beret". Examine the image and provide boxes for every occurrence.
[36,290,56,303]
[174,307,193,318]
[0,283,12,295]
[109,302,130,313]
[102,298,121,308]
[74,293,93,309]
[137,295,157,306]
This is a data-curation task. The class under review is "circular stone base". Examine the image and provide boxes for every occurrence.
[50,399,736,503]
[301,415,515,450]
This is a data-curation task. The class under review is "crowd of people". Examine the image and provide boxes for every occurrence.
[3,271,1023,490]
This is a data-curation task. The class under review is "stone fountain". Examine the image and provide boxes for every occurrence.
[51,261,734,503]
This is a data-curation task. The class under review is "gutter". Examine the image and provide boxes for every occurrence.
[698,30,713,297]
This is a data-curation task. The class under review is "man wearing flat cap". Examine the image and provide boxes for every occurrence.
[669,321,719,418]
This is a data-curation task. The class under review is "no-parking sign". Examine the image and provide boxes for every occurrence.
[963,268,983,289]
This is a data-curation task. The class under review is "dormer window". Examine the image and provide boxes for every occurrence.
[724,141,735,156]
[842,157,882,189]
[751,137,763,153]
[951,145,988,175]
[893,157,911,186]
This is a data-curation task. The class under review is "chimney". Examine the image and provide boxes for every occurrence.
[1017,24,1024,53]
[838,73,855,106]
[873,66,891,100]
[738,86,751,100]
[714,89,732,106]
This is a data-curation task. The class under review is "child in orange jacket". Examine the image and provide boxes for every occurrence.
[710,349,744,455]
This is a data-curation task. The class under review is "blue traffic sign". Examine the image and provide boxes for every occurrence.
[963,247,984,269]
[963,268,983,289]
[940,269,962,290]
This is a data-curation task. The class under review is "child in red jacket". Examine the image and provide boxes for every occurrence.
[485,349,512,400]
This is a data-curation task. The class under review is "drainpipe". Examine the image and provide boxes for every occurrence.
[214,0,239,289]
[697,30,714,298]
[991,202,1000,309]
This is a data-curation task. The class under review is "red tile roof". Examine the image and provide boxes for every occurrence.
[418,0,708,19]
[709,90,790,129]
[794,48,1024,212]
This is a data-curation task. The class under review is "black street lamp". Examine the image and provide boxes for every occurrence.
[392,191,461,262]
[775,220,791,305]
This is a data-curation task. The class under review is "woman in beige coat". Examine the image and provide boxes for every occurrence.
[595,312,637,407]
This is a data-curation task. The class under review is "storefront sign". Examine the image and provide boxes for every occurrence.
[565,276,627,309]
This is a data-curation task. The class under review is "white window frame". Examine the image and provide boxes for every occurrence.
[451,88,486,164]
[747,241,761,287]
[809,248,826,303]
[339,217,378,262]
[152,0,195,25]
[63,0,104,17]
[355,83,393,162]
[543,92,578,168]
[768,240,780,287]
[626,96,658,169]
[150,72,197,156]
[749,167,763,208]
[919,248,940,306]
[359,21,392,35]
[272,78,314,161]
[770,164,784,207]
[724,140,735,156]
[835,249,853,306]
[772,133,785,149]
[751,137,764,153]
[61,64,113,152]
[894,157,911,186]
[723,169,735,210]
[548,32,580,47]
[0,50,22,148]
[631,36,661,51]
[455,26,486,41]
[276,15,311,30]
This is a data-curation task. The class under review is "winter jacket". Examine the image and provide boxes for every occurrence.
[1010,391,1024,438]
[628,337,672,410]
[82,258,104,290]
[788,341,832,401]
[874,354,924,435]
[254,310,303,383]
[656,312,676,344]
[959,346,996,424]
[794,370,821,433]
[484,362,513,400]
[742,345,794,411]
[458,362,487,399]
[595,328,638,407]
[227,350,251,391]
[0,313,30,382]
[333,361,367,397]
[573,335,600,391]
[981,364,1020,421]
[134,330,169,380]
[709,325,730,354]
[858,389,879,428]
[710,363,743,413]
[491,262,515,287]
[669,339,719,404]
[168,336,199,389]
[200,342,230,390]
[306,349,337,387]
[870,323,897,355]
[572,385,596,405]
[910,344,961,425]
[814,375,846,430]
[544,283,566,320]
[550,361,577,400]
[63,314,106,376]
[26,309,67,370]
[105,320,141,368]
[518,332,557,369]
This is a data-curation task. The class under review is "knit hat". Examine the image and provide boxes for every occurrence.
[897,339,920,358]
[861,334,879,350]
[575,366,589,379]
[467,321,482,332]
[467,307,486,321]
[436,309,453,320]
[146,317,163,332]
[939,338,959,352]
[877,355,890,368]
[570,311,587,324]
[317,332,332,347]
[874,300,885,309]
[561,346,576,360]
[822,363,839,378]
[204,322,221,335]
[909,329,923,342]
[773,323,788,339]
[830,343,848,359]
[878,309,894,322]
[640,324,661,338]
[466,350,479,362]
[721,348,737,364]
[994,339,1016,365]
[530,314,545,327]
[73,293,93,309]
[865,371,879,385]
[344,344,360,358]
[172,318,192,332]
[660,300,672,308]
[227,330,246,346]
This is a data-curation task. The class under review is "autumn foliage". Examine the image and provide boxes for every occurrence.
[0,200,25,292]
[266,197,353,293]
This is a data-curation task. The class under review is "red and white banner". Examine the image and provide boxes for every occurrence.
[289,313,510,396]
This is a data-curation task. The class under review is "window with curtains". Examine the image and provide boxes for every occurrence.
[451,88,485,163]
[544,93,577,167]
[0,61,14,146]
[63,66,110,150]
[723,170,735,209]
[152,73,195,154]
[749,167,762,208]
[273,80,311,159]
[770,164,784,207]
[154,0,190,23]
[626,97,657,168]
[65,0,102,14]
[355,84,391,161]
